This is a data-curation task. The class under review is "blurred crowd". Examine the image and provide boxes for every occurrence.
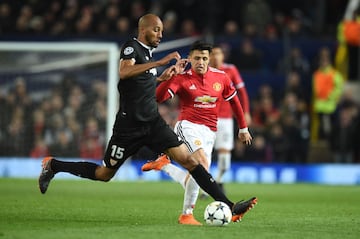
[0,0,347,38]
[0,76,108,160]
[0,58,358,163]
[0,0,359,163]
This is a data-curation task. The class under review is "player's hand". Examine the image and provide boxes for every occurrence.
[157,65,177,82]
[158,51,181,66]
[238,130,252,145]
[174,59,188,74]
[157,58,188,82]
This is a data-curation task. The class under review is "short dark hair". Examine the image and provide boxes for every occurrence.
[189,40,213,53]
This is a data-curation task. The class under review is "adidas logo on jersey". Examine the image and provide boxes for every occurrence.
[189,84,197,90]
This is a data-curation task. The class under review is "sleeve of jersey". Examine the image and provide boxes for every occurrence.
[231,66,250,113]
[156,78,178,103]
[223,74,247,129]
[237,87,250,113]
[229,95,247,129]
[120,41,136,61]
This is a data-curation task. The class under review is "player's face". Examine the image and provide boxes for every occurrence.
[189,50,210,75]
[144,20,163,48]
[209,47,224,68]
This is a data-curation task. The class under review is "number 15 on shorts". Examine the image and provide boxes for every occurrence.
[111,145,125,160]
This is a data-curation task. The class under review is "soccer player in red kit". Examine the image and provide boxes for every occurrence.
[210,44,251,193]
[142,41,256,225]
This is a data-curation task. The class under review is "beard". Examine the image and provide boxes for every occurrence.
[145,35,159,48]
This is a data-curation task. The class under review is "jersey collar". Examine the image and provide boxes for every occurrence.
[188,68,210,84]
[134,38,155,56]
[189,68,209,77]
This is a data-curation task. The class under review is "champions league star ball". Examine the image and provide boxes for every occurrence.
[204,201,232,226]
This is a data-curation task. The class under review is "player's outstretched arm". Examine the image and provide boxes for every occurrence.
[157,52,181,66]
[119,51,181,80]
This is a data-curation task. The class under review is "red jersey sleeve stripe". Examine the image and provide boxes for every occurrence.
[168,89,175,98]
[224,90,237,101]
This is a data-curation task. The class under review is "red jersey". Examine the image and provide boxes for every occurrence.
[218,63,250,118]
[156,67,238,131]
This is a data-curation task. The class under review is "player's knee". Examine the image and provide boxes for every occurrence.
[191,149,208,169]
[95,167,116,182]
[179,155,197,171]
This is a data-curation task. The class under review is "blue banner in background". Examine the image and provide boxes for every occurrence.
[1,158,360,185]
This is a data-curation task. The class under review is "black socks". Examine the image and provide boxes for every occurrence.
[189,164,233,208]
[51,159,98,180]
[49,160,233,208]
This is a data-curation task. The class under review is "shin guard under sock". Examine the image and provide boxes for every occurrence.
[189,164,233,208]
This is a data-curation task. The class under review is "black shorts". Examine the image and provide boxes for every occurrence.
[103,116,182,169]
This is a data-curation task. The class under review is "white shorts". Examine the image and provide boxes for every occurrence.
[214,118,234,151]
[174,120,216,166]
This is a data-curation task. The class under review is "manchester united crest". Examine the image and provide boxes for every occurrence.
[213,82,222,91]
[194,140,202,146]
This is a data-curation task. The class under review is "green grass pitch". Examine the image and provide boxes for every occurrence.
[0,178,359,239]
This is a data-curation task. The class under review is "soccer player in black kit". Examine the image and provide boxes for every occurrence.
[38,13,257,223]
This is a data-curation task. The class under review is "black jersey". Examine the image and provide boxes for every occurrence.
[117,38,160,124]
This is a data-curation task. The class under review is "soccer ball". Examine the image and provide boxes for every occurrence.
[204,201,232,226]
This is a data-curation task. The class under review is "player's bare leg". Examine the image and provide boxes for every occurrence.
[165,144,205,171]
